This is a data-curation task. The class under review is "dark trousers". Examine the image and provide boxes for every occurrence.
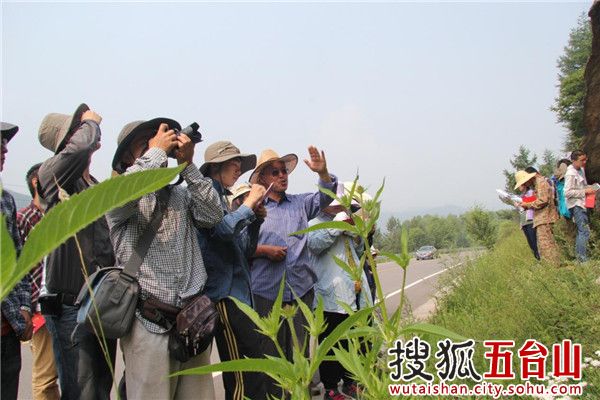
[318,312,354,390]
[1,331,21,400]
[215,298,268,400]
[254,289,315,398]
[45,304,116,400]
[522,224,540,260]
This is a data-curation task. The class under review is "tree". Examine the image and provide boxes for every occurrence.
[502,145,538,192]
[464,206,499,250]
[538,149,558,178]
[551,13,592,150]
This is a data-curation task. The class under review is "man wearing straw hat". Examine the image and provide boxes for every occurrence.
[108,118,222,400]
[37,104,116,400]
[1,122,33,400]
[249,145,337,396]
[517,169,561,264]
[197,141,268,400]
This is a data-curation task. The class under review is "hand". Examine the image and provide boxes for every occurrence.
[244,184,266,209]
[585,187,597,195]
[19,310,33,341]
[81,110,102,125]
[303,146,329,179]
[262,245,287,262]
[173,133,194,165]
[148,123,178,155]
[254,203,267,219]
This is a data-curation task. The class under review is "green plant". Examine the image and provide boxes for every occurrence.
[174,178,465,399]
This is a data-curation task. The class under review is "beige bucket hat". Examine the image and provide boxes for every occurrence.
[38,103,90,153]
[112,118,181,174]
[199,141,256,176]
[229,182,252,203]
[249,149,298,184]
[514,170,536,190]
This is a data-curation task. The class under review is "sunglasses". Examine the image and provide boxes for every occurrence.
[264,167,289,177]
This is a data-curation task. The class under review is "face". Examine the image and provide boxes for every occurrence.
[121,132,154,168]
[0,138,7,172]
[572,154,587,170]
[217,158,242,188]
[259,161,289,192]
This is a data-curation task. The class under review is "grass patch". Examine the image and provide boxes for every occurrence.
[429,225,600,398]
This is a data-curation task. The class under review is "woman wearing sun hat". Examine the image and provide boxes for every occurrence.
[197,140,269,400]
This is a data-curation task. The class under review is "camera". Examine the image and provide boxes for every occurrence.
[168,122,202,158]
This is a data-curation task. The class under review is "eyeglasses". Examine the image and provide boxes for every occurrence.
[265,168,288,177]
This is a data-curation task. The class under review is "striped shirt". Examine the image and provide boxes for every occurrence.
[17,202,44,307]
[250,176,337,302]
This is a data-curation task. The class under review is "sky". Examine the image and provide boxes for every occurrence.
[1,1,591,216]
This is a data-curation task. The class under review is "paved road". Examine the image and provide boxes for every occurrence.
[17,252,475,399]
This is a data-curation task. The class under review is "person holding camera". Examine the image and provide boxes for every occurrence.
[37,104,116,400]
[108,119,223,400]
[1,122,32,400]
[197,141,268,400]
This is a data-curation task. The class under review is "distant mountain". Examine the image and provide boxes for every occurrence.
[379,205,469,227]
[6,190,31,210]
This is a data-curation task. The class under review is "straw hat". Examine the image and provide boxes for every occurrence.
[112,118,181,174]
[1,122,19,143]
[249,149,298,184]
[38,103,90,153]
[199,141,256,176]
[514,170,536,190]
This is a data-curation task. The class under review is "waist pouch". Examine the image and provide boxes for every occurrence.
[168,295,221,363]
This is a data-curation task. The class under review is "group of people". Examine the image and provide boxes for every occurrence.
[1,103,375,400]
[513,150,597,264]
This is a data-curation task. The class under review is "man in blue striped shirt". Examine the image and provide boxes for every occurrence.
[249,146,337,397]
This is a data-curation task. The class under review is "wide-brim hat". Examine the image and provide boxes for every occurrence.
[554,162,569,181]
[1,122,19,143]
[199,141,256,176]
[229,182,252,202]
[38,103,90,153]
[514,170,536,190]
[112,117,181,174]
[249,149,298,184]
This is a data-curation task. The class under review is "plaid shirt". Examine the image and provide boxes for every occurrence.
[107,148,223,334]
[17,202,44,307]
[1,189,31,337]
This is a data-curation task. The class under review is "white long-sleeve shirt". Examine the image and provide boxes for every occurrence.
[564,165,588,209]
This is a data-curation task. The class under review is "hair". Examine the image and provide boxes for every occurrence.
[556,158,571,167]
[25,163,42,197]
[570,150,586,161]
[525,166,538,174]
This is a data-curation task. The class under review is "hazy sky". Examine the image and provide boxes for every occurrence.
[1,1,590,214]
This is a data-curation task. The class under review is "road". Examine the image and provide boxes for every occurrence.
[17,252,476,399]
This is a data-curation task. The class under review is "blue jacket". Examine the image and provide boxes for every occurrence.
[197,179,262,305]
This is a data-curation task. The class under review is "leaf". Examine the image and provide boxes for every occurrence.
[0,215,17,295]
[400,323,468,341]
[2,165,185,300]
[380,251,409,270]
[290,221,357,236]
[171,358,284,377]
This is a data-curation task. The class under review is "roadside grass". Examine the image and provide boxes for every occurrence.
[427,226,600,399]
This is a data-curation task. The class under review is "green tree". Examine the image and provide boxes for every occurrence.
[538,149,558,178]
[502,145,538,192]
[551,13,592,150]
[464,206,499,250]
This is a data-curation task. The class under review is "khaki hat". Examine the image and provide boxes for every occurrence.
[554,161,569,180]
[514,170,536,190]
[249,149,298,184]
[112,117,181,174]
[38,103,90,153]
[199,141,256,176]
[1,122,19,143]
[229,182,252,202]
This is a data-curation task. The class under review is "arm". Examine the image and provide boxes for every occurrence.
[182,164,223,229]
[307,219,342,255]
[38,121,100,203]
[525,179,550,210]
[240,218,263,258]
[212,204,255,241]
